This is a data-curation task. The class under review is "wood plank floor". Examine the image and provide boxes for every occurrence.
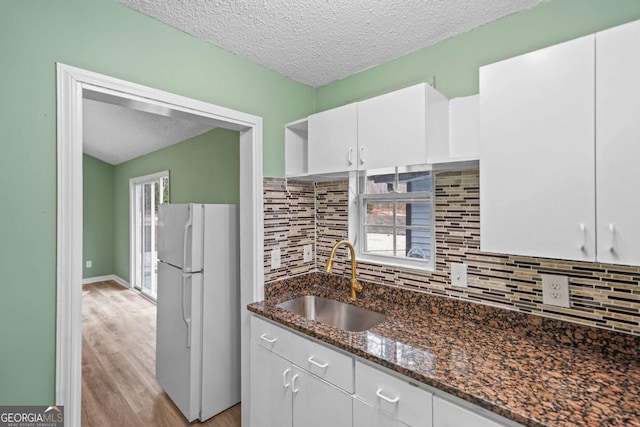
[82,281,241,427]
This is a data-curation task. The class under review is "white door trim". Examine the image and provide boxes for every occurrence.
[56,63,264,427]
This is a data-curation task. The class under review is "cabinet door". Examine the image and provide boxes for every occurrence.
[357,83,428,170]
[354,398,409,427]
[308,103,358,175]
[250,341,293,427]
[596,20,640,265]
[479,35,596,261]
[433,396,506,427]
[292,367,352,427]
[448,95,479,161]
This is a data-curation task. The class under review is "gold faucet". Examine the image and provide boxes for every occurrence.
[325,240,363,300]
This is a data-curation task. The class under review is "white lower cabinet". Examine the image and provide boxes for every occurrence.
[353,398,409,427]
[250,316,352,427]
[250,343,292,427]
[433,396,505,427]
[292,367,352,427]
[251,316,521,427]
[355,360,432,427]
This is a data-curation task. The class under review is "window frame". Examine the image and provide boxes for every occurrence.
[350,165,435,272]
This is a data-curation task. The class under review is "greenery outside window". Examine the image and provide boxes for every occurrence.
[356,165,434,271]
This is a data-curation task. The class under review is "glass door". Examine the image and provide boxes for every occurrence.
[131,171,169,300]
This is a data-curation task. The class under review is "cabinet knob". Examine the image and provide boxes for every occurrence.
[360,146,366,164]
[348,148,353,165]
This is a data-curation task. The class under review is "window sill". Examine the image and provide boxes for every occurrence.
[356,253,435,274]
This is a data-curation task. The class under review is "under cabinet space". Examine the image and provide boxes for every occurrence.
[355,360,432,427]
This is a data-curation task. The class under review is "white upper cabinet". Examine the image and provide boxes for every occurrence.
[358,83,448,170]
[448,95,480,161]
[596,19,640,265]
[308,103,358,175]
[479,35,596,262]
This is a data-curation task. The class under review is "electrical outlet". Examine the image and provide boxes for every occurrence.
[541,274,570,308]
[451,263,468,287]
[303,244,313,263]
[270,248,281,270]
[86,260,92,268]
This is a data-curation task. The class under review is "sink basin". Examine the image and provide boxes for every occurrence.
[277,295,387,332]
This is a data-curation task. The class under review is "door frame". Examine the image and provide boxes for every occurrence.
[129,169,170,297]
[56,63,264,427]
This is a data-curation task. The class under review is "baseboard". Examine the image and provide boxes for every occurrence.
[82,274,130,289]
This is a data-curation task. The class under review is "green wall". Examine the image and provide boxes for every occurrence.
[113,128,240,282]
[3,0,640,407]
[316,0,640,110]
[0,0,312,405]
[83,155,115,279]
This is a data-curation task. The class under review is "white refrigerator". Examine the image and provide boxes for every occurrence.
[156,203,240,422]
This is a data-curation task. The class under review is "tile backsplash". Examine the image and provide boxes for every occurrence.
[263,170,640,336]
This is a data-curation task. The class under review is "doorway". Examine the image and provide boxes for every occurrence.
[57,64,264,427]
[130,171,169,300]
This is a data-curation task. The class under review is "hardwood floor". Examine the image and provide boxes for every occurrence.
[82,281,241,427]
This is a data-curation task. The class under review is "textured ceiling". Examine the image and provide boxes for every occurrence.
[116,0,543,87]
[83,98,216,165]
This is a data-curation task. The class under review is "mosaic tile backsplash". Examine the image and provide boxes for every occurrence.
[263,170,640,336]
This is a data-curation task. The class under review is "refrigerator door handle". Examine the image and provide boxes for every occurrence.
[182,272,192,348]
[182,206,193,273]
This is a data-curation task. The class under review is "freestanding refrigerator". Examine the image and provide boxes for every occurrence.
[156,203,240,422]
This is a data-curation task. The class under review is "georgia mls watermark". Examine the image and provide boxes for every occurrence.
[0,406,64,427]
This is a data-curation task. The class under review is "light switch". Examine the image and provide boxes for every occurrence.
[303,244,313,263]
[270,248,281,270]
[451,263,467,287]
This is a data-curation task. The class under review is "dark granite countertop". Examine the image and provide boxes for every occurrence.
[247,273,640,427]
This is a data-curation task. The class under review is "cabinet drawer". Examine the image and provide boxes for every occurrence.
[433,396,507,427]
[251,316,293,360]
[292,333,354,393]
[356,360,432,427]
[354,398,410,427]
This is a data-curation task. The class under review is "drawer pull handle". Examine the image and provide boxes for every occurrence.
[282,368,291,388]
[291,374,300,393]
[260,333,277,344]
[307,356,329,369]
[376,389,400,404]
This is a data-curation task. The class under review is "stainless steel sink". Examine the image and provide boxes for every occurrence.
[277,295,387,332]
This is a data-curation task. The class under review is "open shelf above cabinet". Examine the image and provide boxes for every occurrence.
[285,118,308,178]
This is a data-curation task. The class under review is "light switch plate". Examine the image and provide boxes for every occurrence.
[451,263,468,287]
[541,274,570,308]
[270,248,281,270]
[303,244,313,263]
[86,260,92,268]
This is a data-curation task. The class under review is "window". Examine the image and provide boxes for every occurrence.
[356,165,434,270]
[130,171,170,300]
